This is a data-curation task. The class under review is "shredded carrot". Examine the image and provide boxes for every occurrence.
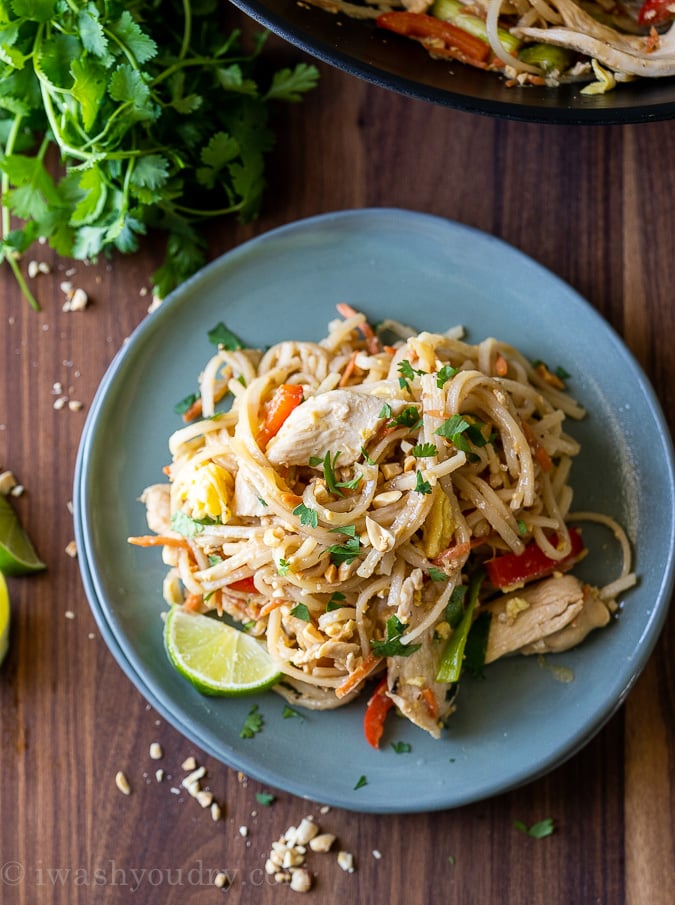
[522,421,553,473]
[422,686,439,720]
[182,397,203,422]
[336,303,380,355]
[433,541,471,569]
[339,350,359,387]
[258,383,304,449]
[183,593,203,612]
[335,654,381,699]
[495,354,508,377]
[128,535,191,550]
[259,599,286,618]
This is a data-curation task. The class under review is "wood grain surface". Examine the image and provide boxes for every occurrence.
[1,14,674,905]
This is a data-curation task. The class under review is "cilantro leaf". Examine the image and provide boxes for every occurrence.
[371,616,422,658]
[354,774,368,790]
[414,471,433,495]
[174,392,200,415]
[282,705,303,719]
[390,741,412,754]
[514,818,556,839]
[412,443,438,457]
[171,511,221,537]
[293,503,318,528]
[208,321,244,349]
[265,63,320,102]
[437,364,458,388]
[255,792,276,806]
[240,704,264,739]
[290,603,311,622]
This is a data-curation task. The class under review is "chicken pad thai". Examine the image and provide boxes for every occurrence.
[130,305,636,745]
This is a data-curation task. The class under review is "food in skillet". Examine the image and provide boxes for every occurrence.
[303,0,675,92]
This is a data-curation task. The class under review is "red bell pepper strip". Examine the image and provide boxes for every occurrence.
[363,676,394,749]
[376,12,491,66]
[485,527,585,590]
[637,0,675,24]
[257,383,304,449]
[227,577,257,593]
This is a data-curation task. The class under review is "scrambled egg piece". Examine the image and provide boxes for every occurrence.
[422,491,455,559]
[172,461,234,522]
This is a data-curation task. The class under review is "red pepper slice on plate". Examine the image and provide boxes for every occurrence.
[363,676,394,749]
[376,12,491,66]
[485,527,585,590]
[637,0,675,24]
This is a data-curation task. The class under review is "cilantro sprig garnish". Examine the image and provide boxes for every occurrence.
[398,359,426,392]
[327,526,361,565]
[435,414,491,459]
[0,0,319,310]
[240,704,264,739]
[293,502,318,529]
[310,451,362,496]
[371,615,421,658]
[171,511,221,537]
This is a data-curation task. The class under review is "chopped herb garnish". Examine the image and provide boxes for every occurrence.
[390,741,412,754]
[435,414,490,459]
[255,792,276,806]
[293,502,318,529]
[412,442,438,458]
[309,456,323,467]
[514,818,556,839]
[240,705,263,739]
[379,402,393,420]
[257,497,268,507]
[361,446,376,466]
[316,450,359,495]
[448,856,456,865]
[437,364,458,388]
[517,519,528,537]
[207,322,244,350]
[326,591,346,611]
[391,405,422,431]
[203,590,217,603]
[414,471,433,495]
[354,774,368,790]
[371,615,422,658]
[290,603,311,622]
[397,359,426,392]
[208,554,223,566]
[277,558,291,576]
[337,472,363,491]
[282,705,303,719]
[242,620,256,632]
[327,535,361,565]
[171,511,221,538]
[174,391,200,415]
[429,566,449,582]
[556,365,571,381]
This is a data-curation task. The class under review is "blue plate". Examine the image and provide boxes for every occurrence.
[74,209,675,813]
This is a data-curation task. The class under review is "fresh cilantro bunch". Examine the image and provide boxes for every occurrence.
[0,0,319,309]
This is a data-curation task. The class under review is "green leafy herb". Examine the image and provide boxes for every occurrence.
[412,443,438,458]
[0,0,319,310]
[390,741,412,754]
[514,818,556,839]
[282,705,303,719]
[293,502,318,529]
[354,774,368,790]
[371,615,421,658]
[255,792,276,806]
[555,365,571,381]
[203,589,216,603]
[326,591,346,611]
[171,511,221,538]
[428,566,449,582]
[378,403,393,420]
[414,471,433,495]
[448,856,456,865]
[360,446,375,466]
[257,497,268,507]
[207,322,244,350]
[397,359,425,391]
[436,364,458,388]
[277,558,291,577]
[174,391,200,415]
[240,704,264,739]
[327,533,361,565]
[208,554,223,566]
[290,602,311,622]
[390,405,422,431]
[435,414,490,459]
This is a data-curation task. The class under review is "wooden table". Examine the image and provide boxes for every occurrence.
[1,14,674,905]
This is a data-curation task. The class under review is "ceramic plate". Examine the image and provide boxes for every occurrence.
[74,209,675,813]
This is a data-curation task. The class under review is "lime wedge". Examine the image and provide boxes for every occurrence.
[0,495,46,576]
[0,572,10,665]
[164,607,281,696]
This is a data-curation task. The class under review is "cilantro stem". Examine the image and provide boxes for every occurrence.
[179,0,192,61]
[1,114,40,311]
